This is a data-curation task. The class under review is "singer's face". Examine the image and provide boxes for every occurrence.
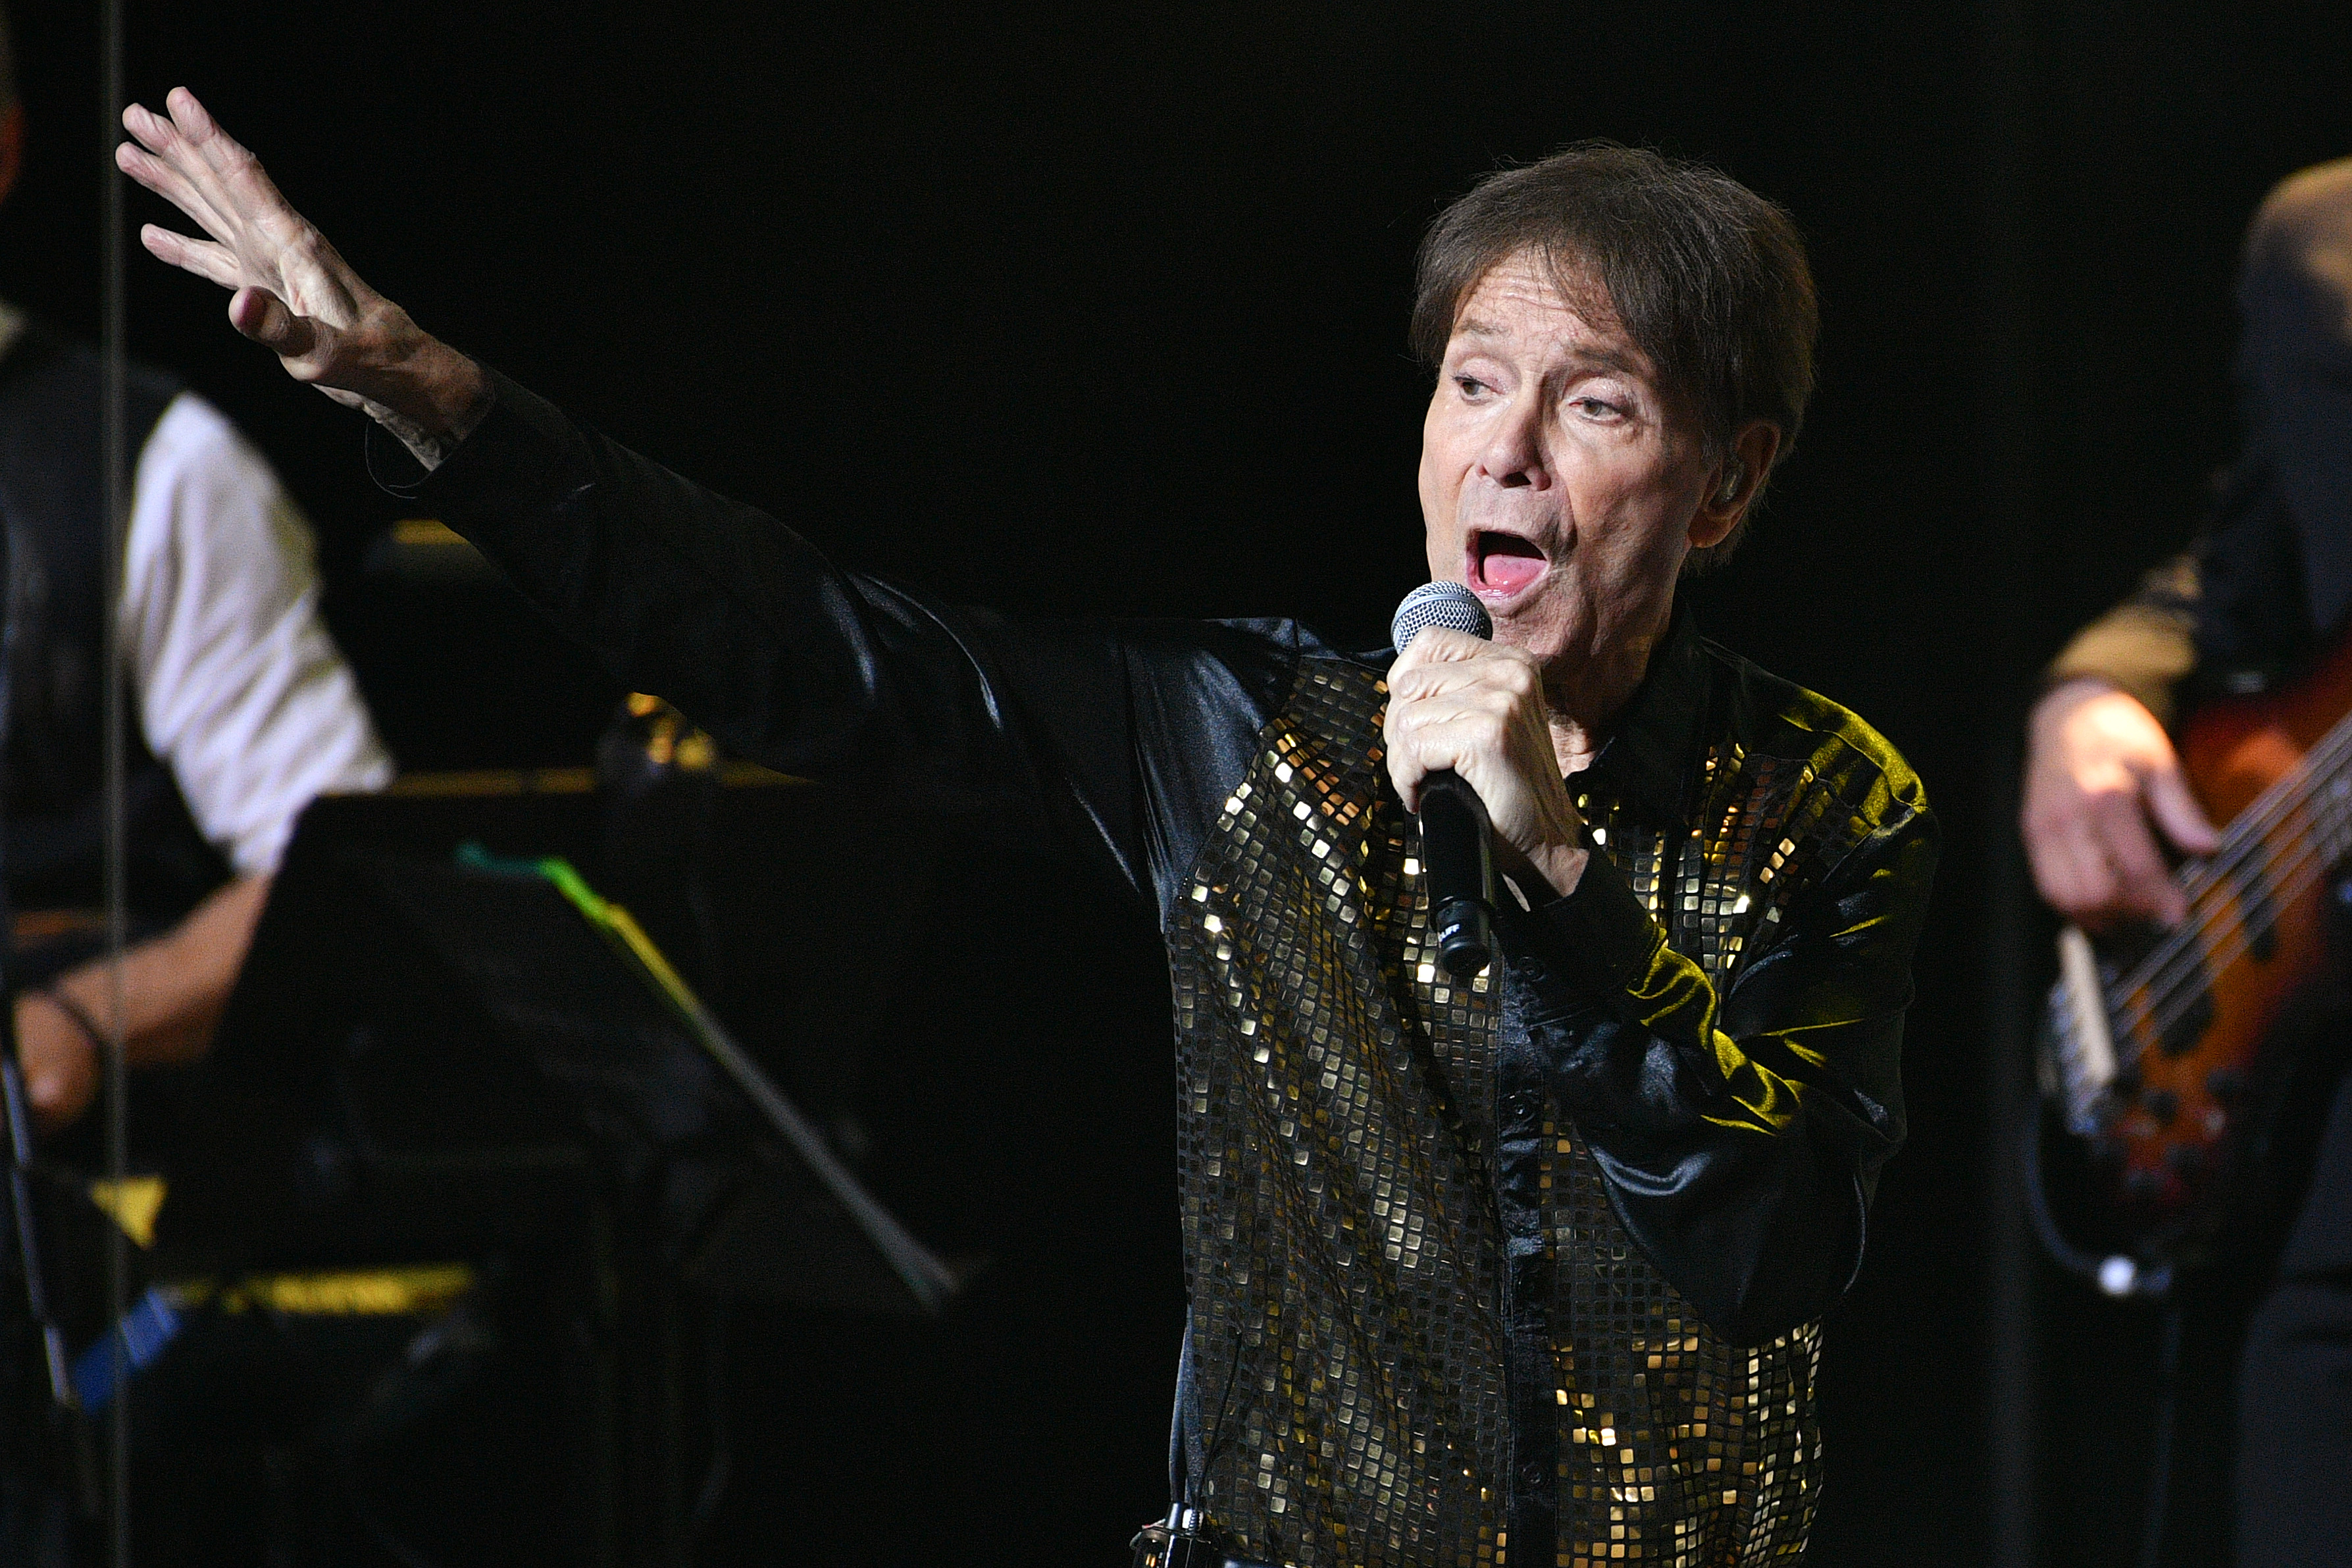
[1416,252,1733,699]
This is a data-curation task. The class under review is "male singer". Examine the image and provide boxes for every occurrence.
[119,88,1934,1563]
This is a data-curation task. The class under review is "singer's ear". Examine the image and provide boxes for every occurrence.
[1691,420,1779,549]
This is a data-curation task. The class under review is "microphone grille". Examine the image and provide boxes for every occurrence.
[1391,580,1493,651]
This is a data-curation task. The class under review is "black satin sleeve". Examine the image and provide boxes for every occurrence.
[367,368,1312,917]
[1491,803,1937,1344]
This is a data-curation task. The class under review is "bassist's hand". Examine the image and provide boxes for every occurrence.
[2022,678,2220,929]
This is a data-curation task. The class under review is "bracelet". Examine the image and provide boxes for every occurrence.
[38,988,113,1052]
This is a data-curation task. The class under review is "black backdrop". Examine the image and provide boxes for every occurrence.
[5,2,2350,1563]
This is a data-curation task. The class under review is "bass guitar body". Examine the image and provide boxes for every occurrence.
[2043,627,2352,1262]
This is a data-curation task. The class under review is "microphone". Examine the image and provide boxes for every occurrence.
[1391,581,1496,979]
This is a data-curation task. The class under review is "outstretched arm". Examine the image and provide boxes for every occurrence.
[116,88,488,464]
[115,88,1248,913]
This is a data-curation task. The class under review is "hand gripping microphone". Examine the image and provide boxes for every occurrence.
[1391,581,1496,979]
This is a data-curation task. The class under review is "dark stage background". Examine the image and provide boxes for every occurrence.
[6,2,2351,1563]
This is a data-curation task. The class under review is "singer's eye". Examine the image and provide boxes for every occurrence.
[1568,395,1623,420]
[1452,374,1491,399]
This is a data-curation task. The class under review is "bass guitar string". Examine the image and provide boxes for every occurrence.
[2168,715,2352,915]
[2137,818,2348,1043]
[2149,705,2352,949]
[2118,790,2337,1041]
[2114,788,2350,1046]
[2107,730,2341,1014]
[2097,705,2352,1039]
[2117,766,2352,1039]
[2120,777,2337,1028]
[2145,785,2352,1044]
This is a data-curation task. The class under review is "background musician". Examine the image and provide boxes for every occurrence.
[2022,158,2352,1566]
[0,9,392,1136]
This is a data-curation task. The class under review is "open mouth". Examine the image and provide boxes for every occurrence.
[1469,531,1547,599]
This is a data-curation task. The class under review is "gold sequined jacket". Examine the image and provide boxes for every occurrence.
[384,370,1939,1567]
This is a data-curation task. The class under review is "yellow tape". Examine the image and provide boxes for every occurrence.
[88,1175,166,1248]
[212,1264,476,1317]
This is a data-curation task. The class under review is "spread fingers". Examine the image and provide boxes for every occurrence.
[165,89,296,226]
[117,139,238,245]
[139,225,244,290]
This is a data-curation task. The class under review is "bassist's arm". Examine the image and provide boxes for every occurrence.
[2026,558,2220,930]
[2045,554,2201,729]
[2022,677,2216,930]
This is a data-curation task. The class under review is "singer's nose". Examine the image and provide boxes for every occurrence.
[1477,401,1550,491]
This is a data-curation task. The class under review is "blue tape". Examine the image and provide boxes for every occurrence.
[71,1286,184,1413]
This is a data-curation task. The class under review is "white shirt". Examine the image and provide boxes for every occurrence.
[0,303,394,879]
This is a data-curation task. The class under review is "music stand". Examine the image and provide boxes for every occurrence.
[157,793,965,1317]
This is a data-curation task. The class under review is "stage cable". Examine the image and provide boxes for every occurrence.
[2135,1298,2184,1568]
[97,0,132,1561]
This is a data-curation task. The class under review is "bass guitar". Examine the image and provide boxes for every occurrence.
[2042,628,2352,1268]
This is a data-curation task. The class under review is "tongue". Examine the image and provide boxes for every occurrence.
[1476,537,1545,595]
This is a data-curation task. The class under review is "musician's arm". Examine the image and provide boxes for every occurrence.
[14,875,270,1130]
[16,363,391,1131]
[2043,553,2200,728]
[114,89,1190,894]
[2024,163,2352,930]
[2024,553,2220,928]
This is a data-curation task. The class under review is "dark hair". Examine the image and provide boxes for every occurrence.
[1411,143,1818,569]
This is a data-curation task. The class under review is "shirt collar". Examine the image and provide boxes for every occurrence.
[1575,597,1712,823]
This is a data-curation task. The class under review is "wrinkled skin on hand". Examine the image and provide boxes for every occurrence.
[1383,624,1590,902]
[116,88,488,449]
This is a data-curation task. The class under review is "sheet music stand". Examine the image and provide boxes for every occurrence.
[157,794,966,1317]
[132,793,977,1562]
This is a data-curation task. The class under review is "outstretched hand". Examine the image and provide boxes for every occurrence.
[117,88,487,449]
